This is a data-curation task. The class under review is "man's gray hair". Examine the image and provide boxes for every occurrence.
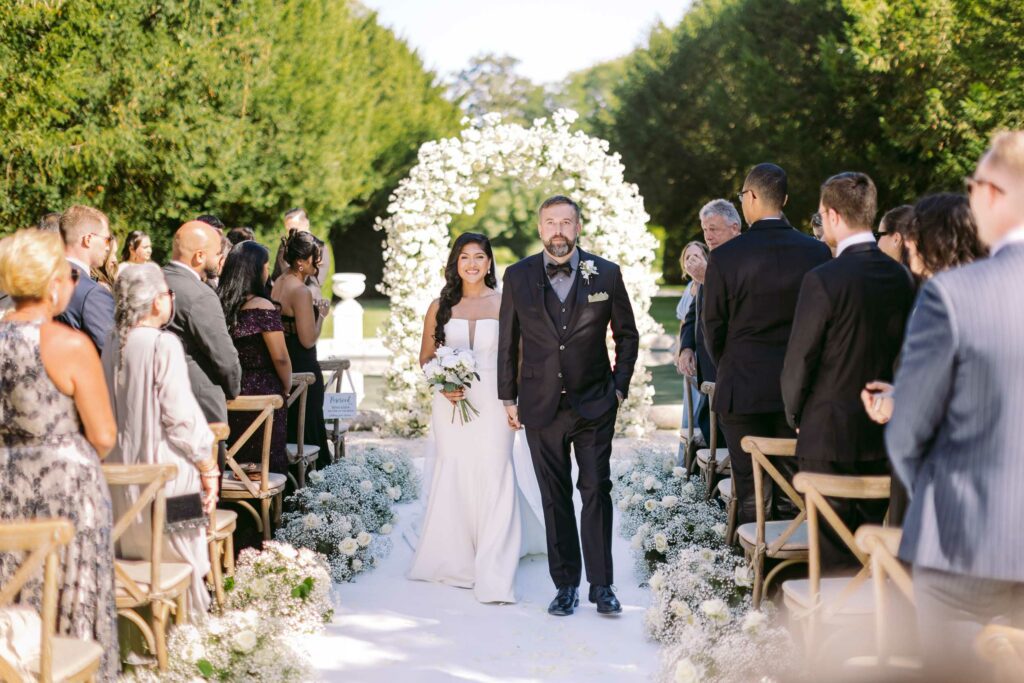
[284,207,310,229]
[699,199,741,228]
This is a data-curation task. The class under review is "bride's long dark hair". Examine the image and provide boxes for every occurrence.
[433,232,498,347]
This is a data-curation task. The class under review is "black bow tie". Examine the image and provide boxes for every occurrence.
[546,262,573,279]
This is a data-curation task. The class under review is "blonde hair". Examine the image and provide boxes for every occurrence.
[988,131,1024,178]
[59,205,108,246]
[0,229,66,300]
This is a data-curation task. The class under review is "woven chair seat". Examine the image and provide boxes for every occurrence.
[286,443,320,464]
[220,471,287,495]
[717,477,733,502]
[27,636,103,680]
[115,561,192,602]
[737,520,809,553]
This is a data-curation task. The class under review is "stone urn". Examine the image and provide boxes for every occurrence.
[331,273,366,346]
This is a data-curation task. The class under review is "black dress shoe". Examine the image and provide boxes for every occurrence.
[547,586,579,616]
[588,585,622,615]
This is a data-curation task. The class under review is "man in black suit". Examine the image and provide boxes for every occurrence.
[678,198,741,447]
[499,195,639,617]
[163,221,242,445]
[782,172,915,569]
[54,205,115,351]
[702,163,832,525]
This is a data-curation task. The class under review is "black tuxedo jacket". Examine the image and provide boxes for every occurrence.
[55,261,114,351]
[782,242,915,462]
[162,263,242,423]
[679,285,716,385]
[498,249,639,429]
[702,218,832,415]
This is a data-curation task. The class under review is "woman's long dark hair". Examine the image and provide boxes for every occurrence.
[909,193,987,279]
[218,240,271,332]
[121,230,148,262]
[433,232,497,347]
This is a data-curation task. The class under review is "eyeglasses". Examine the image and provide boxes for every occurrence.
[88,232,113,245]
[161,289,176,301]
[964,175,1005,196]
[811,212,822,229]
[737,189,755,202]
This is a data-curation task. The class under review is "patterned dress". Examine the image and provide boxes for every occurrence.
[0,320,118,681]
[229,308,288,473]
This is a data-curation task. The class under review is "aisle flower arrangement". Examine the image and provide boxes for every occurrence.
[347,442,421,504]
[275,506,390,583]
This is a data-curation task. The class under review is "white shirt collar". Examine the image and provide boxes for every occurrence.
[66,256,91,274]
[168,260,203,282]
[991,225,1024,257]
[836,231,876,257]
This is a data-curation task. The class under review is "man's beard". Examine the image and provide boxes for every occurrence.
[203,263,221,281]
[543,235,576,258]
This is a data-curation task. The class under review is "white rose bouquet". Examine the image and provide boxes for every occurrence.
[422,345,481,424]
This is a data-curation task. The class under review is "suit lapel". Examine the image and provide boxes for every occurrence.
[527,254,559,338]
[565,249,592,334]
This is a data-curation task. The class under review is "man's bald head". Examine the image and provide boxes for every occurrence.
[969,130,1024,247]
[284,207,310,233]
[173,220,223,280]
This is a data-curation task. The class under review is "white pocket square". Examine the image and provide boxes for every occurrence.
[588,291,609,303]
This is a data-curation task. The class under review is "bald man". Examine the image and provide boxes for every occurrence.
[163,221,241,433]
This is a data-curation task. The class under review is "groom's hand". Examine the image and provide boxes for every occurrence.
[505,405,521,430]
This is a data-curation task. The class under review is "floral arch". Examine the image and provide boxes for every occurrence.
[375,110,662,437]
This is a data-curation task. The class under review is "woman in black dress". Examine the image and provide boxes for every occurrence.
[219,241,291,473]
[271,230,331,468]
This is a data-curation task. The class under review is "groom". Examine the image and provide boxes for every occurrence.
[498,195,639,616]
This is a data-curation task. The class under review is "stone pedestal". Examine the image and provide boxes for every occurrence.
[331,273,366,347]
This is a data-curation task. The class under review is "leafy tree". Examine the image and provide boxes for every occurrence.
[448,53,548,125]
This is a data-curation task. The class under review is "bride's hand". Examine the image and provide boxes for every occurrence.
[441,388,464,405]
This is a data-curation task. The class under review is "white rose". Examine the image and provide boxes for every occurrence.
[661,496,678,509]
[308,471,325,484]
[251,577,270,595]
[663,457,675,473]
[338,538,359,556]
[653,480,663,490]
[649,572,665,592]
[630,493,643,505]
[682,482,696,496]
[351,558,363,571]
[339,517,353,534]
[389,486,402,500]
[383,462,396,473]
[630,471,643,484]
[700,598,730,624]
[674,657,702,683]
[643,475,657,491]
[617,498,630,512]
[713,523,727,537]
[741,610,768,635]
[669,599,691,618]
[644,499,658,512]
[317,492,334,504]
[356,531,372,547]
[380,524,393,535]
[734,564,753,588]
[654,533,669,553]
[630,533,644,550]
[699,548,715,563]
[232,629,258,653]
[302,513,323,530]
[672,467,685,478]
[359,480,373,492]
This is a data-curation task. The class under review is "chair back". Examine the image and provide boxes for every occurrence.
[0,518,74,683]
[286,372,315,459]
[699,381,719,455]
[976,625,1024,683]
[224,395,285,497]
[680,374,697,462]
[321,358,354,462]
[741,436,803,554]
[855,525,916,667]
[103,463,178,604]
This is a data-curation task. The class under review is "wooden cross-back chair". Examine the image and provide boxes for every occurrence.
[223,394,286,541]
[783,473,891,654]
[0,518,102,682]
[854,525,921,675]
[320,358,354,463]
[285,372,318,489]
[976,625,1024,683]
[104,462,189,671]
[679,373,700,470]
[205,423,232,608]
[736,436,808,608]
[695,382,730,501]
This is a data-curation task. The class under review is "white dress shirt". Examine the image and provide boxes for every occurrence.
[836,231,876,257]
[991,225,1024,257]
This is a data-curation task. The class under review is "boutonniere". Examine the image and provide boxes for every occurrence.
[580,260,598,284]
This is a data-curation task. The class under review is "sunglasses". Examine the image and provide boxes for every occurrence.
[88,232,114,246]
[963,175,1006,197]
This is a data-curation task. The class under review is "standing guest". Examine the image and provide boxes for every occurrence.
[118,230,153,276]
[92,236,119,293]
[0,229,119,681]
[875,205,913,263]
[271,230,330,468]
[882,131,1024,682]
[102,264,218,618]
[36,212,62,233]
[163,221,241,459]
[902,193,988,285]
[675,240,706,433]
[55,205,116,352]
[219,241,291,474]
[271,208,331,296]
[781,172,915,569]
[811,210,825,242]
[678,199,741,450]
[702,163,832,525]
[227,226,255,246]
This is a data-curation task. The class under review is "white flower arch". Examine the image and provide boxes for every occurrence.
[375,110,662,437]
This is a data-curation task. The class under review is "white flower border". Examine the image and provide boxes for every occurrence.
[376,110,662,437]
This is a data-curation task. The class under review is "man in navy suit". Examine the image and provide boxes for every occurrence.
[55,205,115,351]
[884,131,1024,681]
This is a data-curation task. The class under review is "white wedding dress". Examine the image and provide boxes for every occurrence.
[408,318,546,603]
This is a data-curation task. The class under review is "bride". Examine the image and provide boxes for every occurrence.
[408,232,545,603]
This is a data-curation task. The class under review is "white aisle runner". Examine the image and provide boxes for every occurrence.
[308,442,660,682]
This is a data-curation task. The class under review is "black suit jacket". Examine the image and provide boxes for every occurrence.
[782,242,915,462]
[702,218,832,415]
[55,261,114,351]
[162,263,242,423]
[679,285,716,385]
[498,249,639,429]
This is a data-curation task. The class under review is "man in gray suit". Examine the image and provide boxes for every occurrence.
[163,221,242,443]
[884,130,1024,681]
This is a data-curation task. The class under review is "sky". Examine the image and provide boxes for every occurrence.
[362,0,691,84]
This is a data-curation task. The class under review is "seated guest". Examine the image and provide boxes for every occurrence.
[117,230,153,277]
[219,241,291,474]
[101,263,218,617]
[227,226,255,246]
[271,230,330,468]
[875,204,913,263]
[781,172,915,569]
[884,131,1024,682]
[55,205,115,352]
[0,229,119,680]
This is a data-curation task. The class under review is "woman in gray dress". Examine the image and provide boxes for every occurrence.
[0,229,119,680]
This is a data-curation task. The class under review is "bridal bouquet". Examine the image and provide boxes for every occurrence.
[422,346,481,424]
